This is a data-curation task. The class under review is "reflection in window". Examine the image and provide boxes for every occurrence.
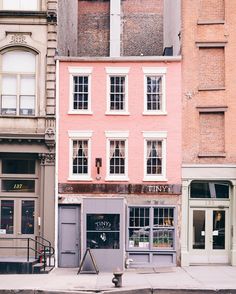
[87,214,120,249]
[213,210,225,250]
[73,76,89,110]
[190,182,229,199]
[21,200,34,234]
[0,200,14,234]
[193,210,205,249]
[146,76,162,111]
[109,76,125,111]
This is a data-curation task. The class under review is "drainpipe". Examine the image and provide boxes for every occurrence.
[110,0,121,57]
[54,59,60,268]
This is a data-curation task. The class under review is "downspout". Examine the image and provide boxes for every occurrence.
[54,59,59,267]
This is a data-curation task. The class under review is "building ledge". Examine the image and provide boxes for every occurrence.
[196,106,228,112]
[0,11,47,18]
[198,153,226,158]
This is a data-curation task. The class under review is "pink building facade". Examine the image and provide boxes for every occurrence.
[57,57,181,271]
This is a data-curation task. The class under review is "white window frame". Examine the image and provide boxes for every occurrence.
[0,49,37,117]
[68,131,93,181]
[68,67,93,115]
[142,67,167,115]
[1,0,39,10]
[143,131,167,182]
[105,67,130,115]
[105,131,129,181]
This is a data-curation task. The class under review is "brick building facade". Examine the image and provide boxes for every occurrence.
[182,0,236,266]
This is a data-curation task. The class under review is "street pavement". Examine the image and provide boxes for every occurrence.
[1,266,236,293]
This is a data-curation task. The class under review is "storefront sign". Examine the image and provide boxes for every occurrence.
[59,183,182,195]
[0,229,6,234]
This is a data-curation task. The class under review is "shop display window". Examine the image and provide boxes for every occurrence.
[128,206,175,250]
[87,214,120,249]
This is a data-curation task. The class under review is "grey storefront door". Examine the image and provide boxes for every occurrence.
[58,205,80,267]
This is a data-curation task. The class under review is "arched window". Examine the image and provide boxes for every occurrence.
[2,0,38,11]
[1,49,36,116]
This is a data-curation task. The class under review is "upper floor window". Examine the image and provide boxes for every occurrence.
[2,0,38,10]
[68,131,93,181]
[0,50,36,116]
[143,131,167,181]
[142,67,167,115]
[105,131,129,181]
[68,67,92,114]
[106,67,129,115]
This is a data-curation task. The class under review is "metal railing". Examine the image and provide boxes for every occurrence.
[0,236,55,272]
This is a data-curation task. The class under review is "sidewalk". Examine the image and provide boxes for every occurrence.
[1,266,236,293]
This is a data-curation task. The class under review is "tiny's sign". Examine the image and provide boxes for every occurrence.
[95,221,111,231]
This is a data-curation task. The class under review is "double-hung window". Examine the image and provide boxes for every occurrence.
[68,67,92,114]
[0,50,36,116]
[105,131,129,181]
[143,67,167,115]
[106,67,129,115]
[68,131,93,181]
[143,131,167,181]
[2,0,38,10]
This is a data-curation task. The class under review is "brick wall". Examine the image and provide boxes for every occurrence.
[121,0,164,56]
[199,112,225,154]
[77,0,110,56]
[199,47,225,89]
[199,0,225,21]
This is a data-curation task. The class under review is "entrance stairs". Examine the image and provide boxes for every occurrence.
[0,236,55,274]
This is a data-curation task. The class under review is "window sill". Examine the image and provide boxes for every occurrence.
[198,87,225,92]
[142,111,167,116]
[198,153,226,158]
[143,176,168,182]
[67,177,93,181]
[68,111,93,115]
[105,112,130,116]
[197,20,225,25]
[105,177,129,182]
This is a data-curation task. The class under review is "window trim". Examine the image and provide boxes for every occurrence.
[0,49,37,117]
[68,130,93,181]
[68,67,93,115]
[105,131,129,181]
[143,131,167,182]
[142,67,167,115]
[105,67,130,115]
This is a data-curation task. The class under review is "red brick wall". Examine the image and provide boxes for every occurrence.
[77,0,110,56]
[199,0,225,21]
[199,112,225,154]
[121,0,163,56]
[199,47,225,89]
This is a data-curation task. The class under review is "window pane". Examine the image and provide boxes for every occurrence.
[2,180,35,192]
[153,229,174,248]
[109,76,125,110]
[20,0,38,10]
[2,159,35,174]
[2,76,17,95]
[21,200,34,234]
[1,95,16,115]
[2,51,36,73]
[215,183,229,199]
[72,140,88,175]
[109,140,125,175]
[146,140,162,175]
[20,96,35,115]
[213,210,225,250]
[3,0,38,10]
[73,76,89,110]
[21,76,35,95]
[129,228,150,248]
[0,200,14,234]
[146,76,162,111]
[87,214,120,249]
[193,210,205,249]
[154,208,174,227]
[190,182,211,198]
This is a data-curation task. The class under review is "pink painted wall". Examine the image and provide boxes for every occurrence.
[58,60,181,184]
